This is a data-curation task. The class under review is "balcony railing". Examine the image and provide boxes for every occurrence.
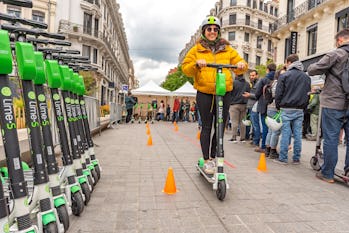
[223,19,274,33]
[273,0,329,32]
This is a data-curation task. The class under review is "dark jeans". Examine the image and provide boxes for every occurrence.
[196,91,231,160]
[126,109,133,123]
[260,113,268,149]
[251,110,260,146]
[321,107,349,179]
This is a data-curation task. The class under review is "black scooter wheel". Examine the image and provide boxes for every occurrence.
[71,191,84,216]
[56,205,70,231]
[43,222,59,233]
[81,182,91,205]
[216,180,226,201]
[87,175,94,192]
[310,156,321,171]
[91,168,99,185]
[95,165,101,180]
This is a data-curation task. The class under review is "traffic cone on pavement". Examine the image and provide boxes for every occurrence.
[147,135,153,146]
[257,153,267,172]
[174,125,178,132]
[196,130,200,140]
[146,127,151,135]
[162,167,177,194]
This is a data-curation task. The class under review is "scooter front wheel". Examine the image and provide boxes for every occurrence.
[71,191,84,216]
[91,168,99,185]
[81,182,91,205]
[95,164,101,180]
[310,156,321,171]
[56,205,70,232]
[43,222,59,233]
[216,180,226,201]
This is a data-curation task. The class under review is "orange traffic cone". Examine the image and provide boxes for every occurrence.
[174,125,178,132]
[162,167,178,194]
[146,127,151,135]
[196,130,200,140]
[146,122,149,128]
[147,135,153,146]
[173,121,177,127]
[257,153,267,172]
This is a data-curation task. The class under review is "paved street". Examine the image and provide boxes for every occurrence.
[67,122,349,233]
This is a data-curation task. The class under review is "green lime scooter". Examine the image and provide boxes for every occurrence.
[196,63,236,201]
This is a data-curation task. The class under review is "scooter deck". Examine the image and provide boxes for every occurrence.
[196,164,215,184]
[334,169,349,183]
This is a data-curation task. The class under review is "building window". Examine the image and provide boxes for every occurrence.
[243,53,249,62]
[308,0,322,10]
[219,0,223,11]
[82,45,91,59]
[7,5,21,17]
[230,0,237,6]
[93,48,98,64]
[275,7,278,17]
[285,37,291,60]
[247,0,251,7]
[253,0,257,9]
[337,11,349,32]
[245,14,250,25]
[287,0,295,23]
[264,3,268,13]
[269,23,273,33]
[256,56,261,66]
[228,31,236,41]
[259,1,263,10]
[256,36,263,49]
[32,11,45,22]
[258,19,262,30]
[84,0,93,3]
[229,14,236,25]
[268,39,272,52]
[270,6,274,15]
[83,13,92,35]
[244,32,250,42]
[307,24,317,56]
[94,18,99,37]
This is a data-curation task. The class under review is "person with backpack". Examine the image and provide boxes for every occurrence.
[307,28,349,183]
[265,67,286,159]
[274,54,311,165]
[228,74,251,143]
[252,63,276,153]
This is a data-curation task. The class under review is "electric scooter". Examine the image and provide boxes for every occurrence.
[0,176,9,232]
[310,106,349,183]
[196,63,237,201]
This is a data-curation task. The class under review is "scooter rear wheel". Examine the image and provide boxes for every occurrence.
[91,168,99,185]
[71,191,84,216]
[95,165,101,180]
[56,205,70,231]
[216,180,226,201]
[43,222,58,233]
[310,156,321,171]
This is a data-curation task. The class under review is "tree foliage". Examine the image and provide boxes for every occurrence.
[161,66,193,91]
[79,71,97,96]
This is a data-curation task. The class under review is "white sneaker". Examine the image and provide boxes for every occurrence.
[203,160,215,175]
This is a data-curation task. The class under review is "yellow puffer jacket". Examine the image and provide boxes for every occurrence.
[182,39,248,95]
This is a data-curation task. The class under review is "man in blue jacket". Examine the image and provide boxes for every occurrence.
[125,91,137,123]
[274,54,311,165]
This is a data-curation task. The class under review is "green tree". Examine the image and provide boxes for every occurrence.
[161,66,193,91]
[79,71,97,96]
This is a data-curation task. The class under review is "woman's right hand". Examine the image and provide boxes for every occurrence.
[196,59,207,68]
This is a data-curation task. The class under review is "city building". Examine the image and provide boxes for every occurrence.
[179,0,279,70]
[272,0,349,68]
[56,0,135,105]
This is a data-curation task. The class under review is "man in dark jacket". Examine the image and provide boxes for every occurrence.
[254,63,276,152]
[307,28,349,183]
[229,75,251,142]
[274,54,311,165]
[125,91,137,123]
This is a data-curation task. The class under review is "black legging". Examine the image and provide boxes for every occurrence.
[196,91,231,160]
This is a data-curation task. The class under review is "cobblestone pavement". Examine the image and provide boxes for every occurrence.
[67,122,349,233]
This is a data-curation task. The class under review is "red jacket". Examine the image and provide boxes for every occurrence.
[173,98,180,112]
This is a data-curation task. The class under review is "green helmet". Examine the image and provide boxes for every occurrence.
[201,16,221,30]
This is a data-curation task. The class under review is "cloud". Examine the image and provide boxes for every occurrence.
[118,0,216,86]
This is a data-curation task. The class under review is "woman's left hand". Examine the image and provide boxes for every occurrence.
[236,61,246,70]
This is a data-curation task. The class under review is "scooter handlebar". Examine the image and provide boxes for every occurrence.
[1,0,33,8]
[206,63,238,69]
[0,13,47,29]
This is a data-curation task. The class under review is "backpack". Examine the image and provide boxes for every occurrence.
[263,80,274,104]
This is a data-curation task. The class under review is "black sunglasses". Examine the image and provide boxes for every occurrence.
[206,27,219,32]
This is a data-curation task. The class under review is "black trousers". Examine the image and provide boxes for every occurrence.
[126,109,133,123]
[196,91,231,160]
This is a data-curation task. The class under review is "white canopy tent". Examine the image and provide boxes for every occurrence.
[171,81,197,97]
[131,80,171,96]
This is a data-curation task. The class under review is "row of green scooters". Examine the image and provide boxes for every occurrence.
[0,0,102,232]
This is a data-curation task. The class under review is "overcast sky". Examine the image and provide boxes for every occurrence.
[118,0,217,87]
